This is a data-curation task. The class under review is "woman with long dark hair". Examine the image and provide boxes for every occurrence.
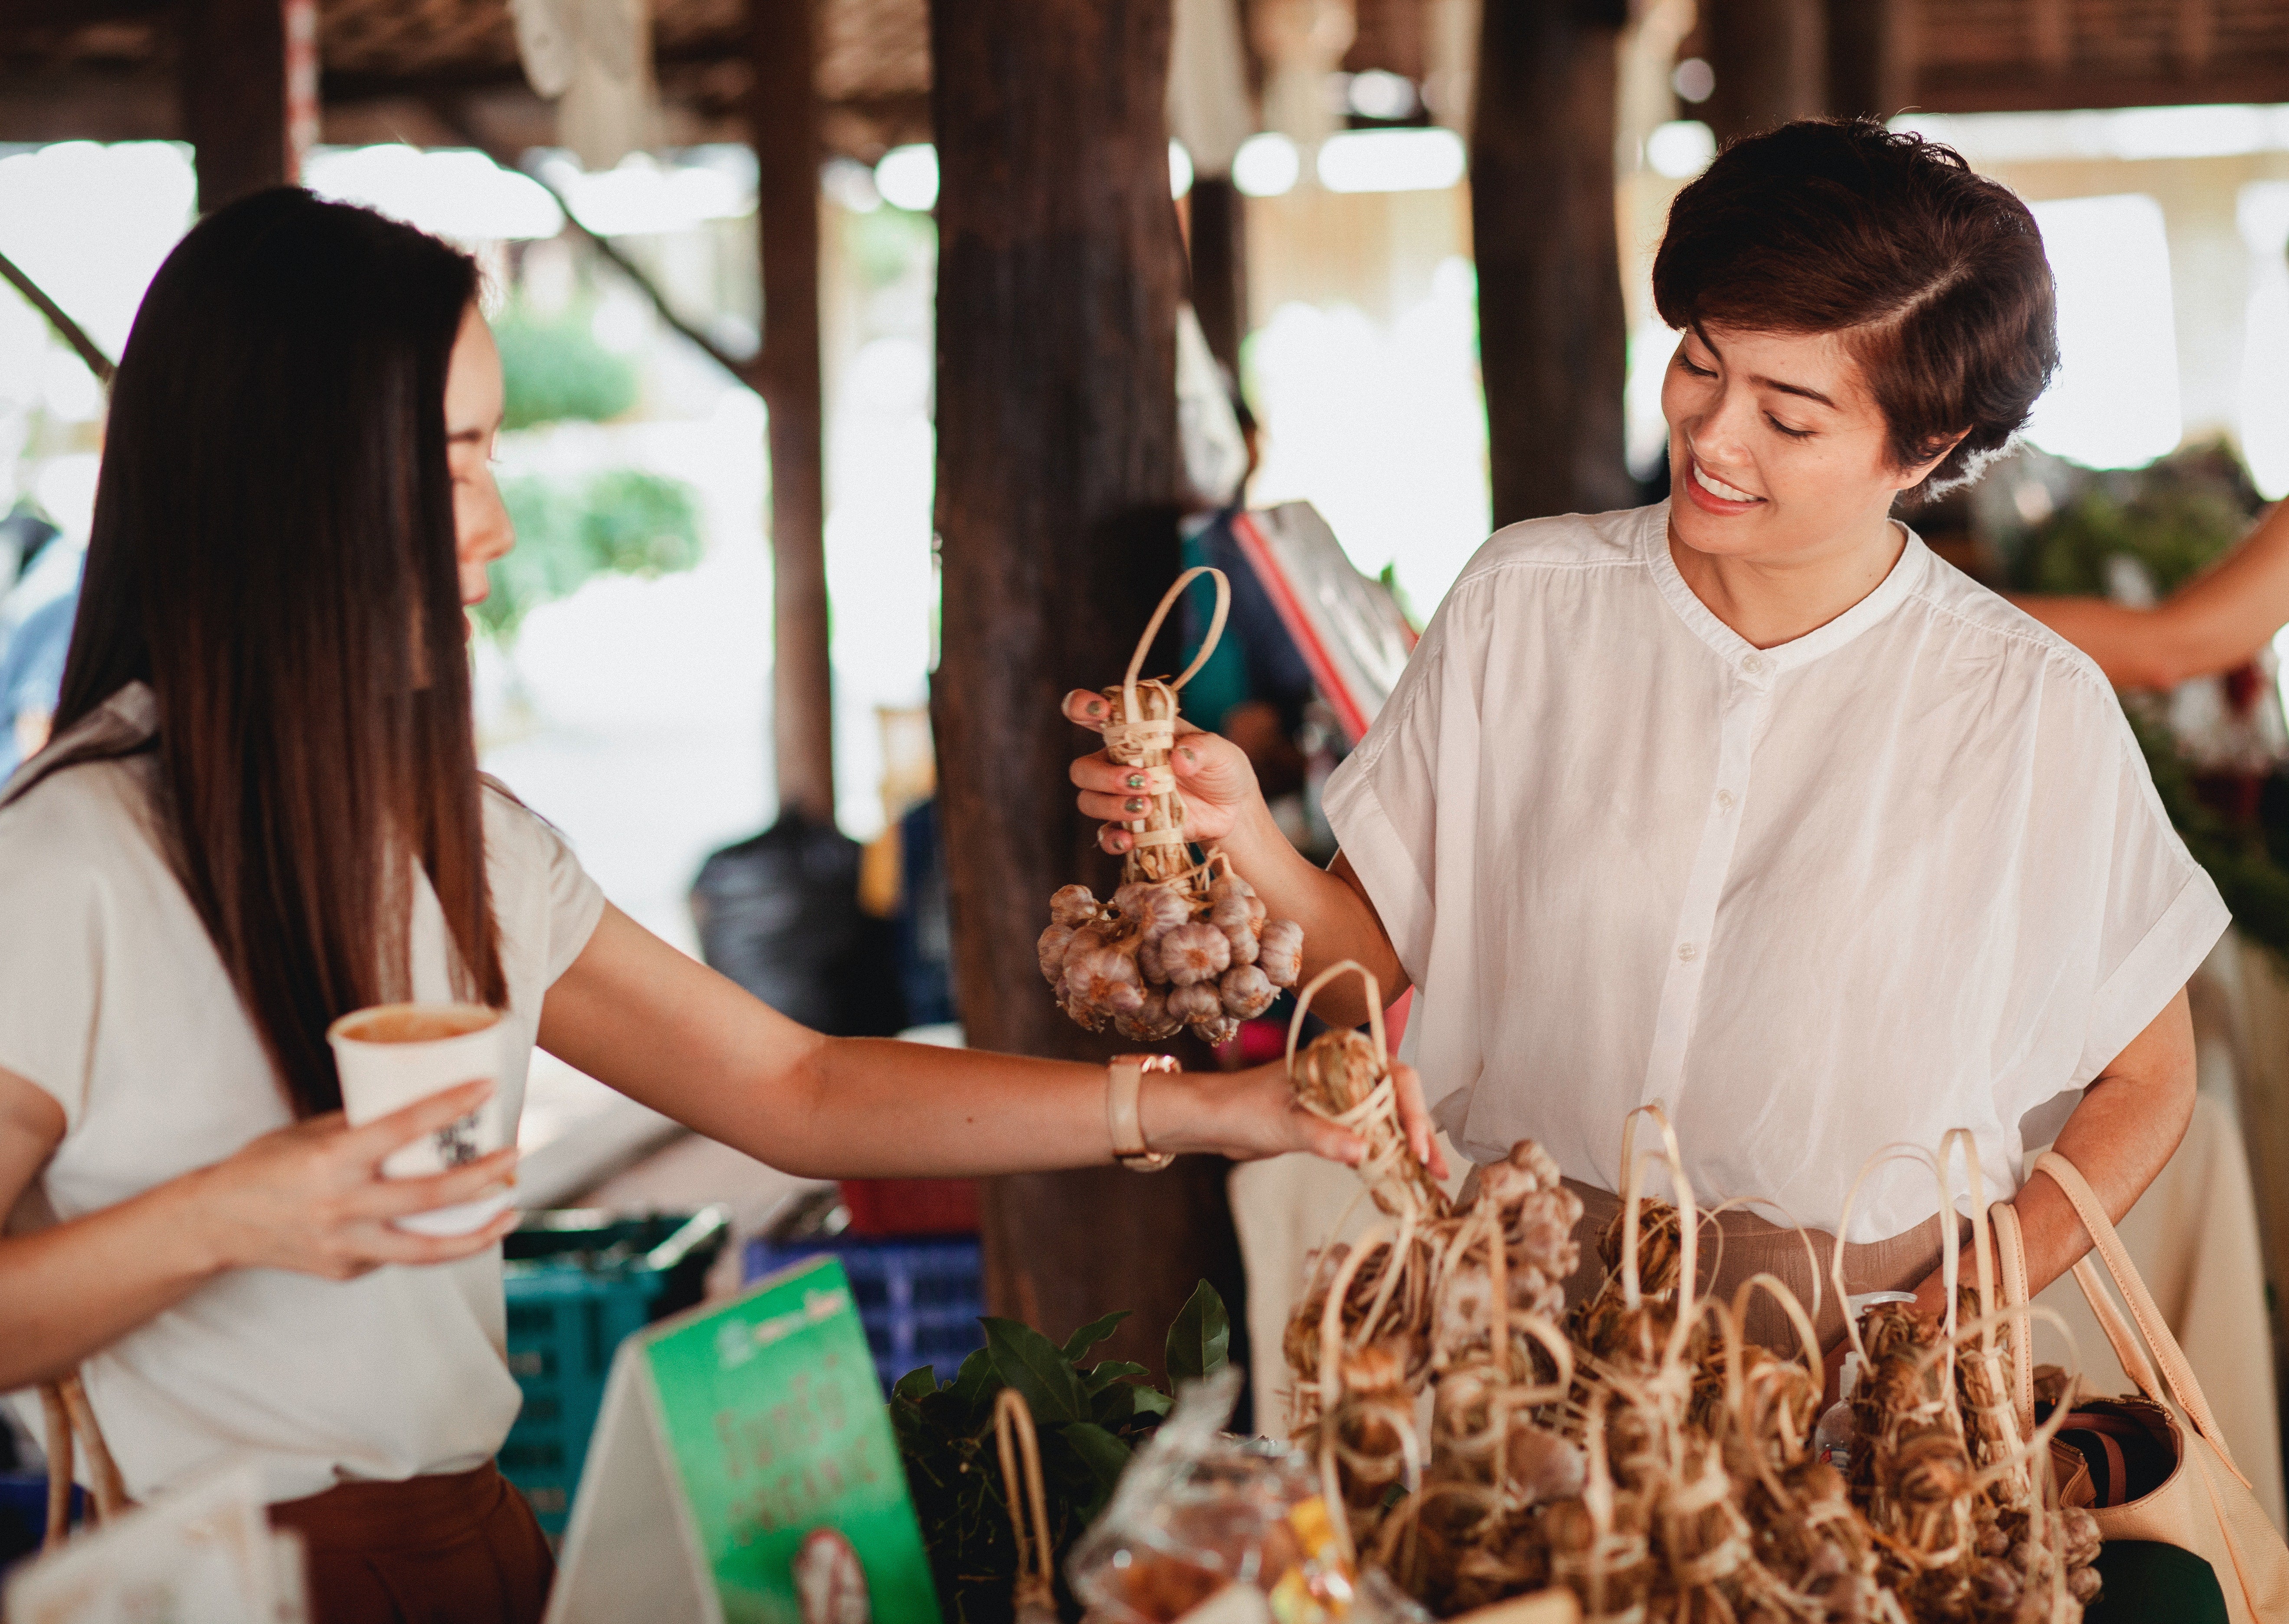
[0,190,1435,1620]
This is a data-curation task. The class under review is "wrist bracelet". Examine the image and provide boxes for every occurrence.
[1107,1054,1178,1172]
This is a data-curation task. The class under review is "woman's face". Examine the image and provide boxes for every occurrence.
[1661,324,1954,566]
[443,304,512,610]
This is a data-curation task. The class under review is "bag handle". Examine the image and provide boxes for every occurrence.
[2031,1148,2251,1490]
[39,1372,132,1549]
[994,1388,1057,1620]
[1987,1198,2037,1435]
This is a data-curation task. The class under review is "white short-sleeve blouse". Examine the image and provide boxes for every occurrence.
[1324,502,2228,1242]
[0,682,606,1502]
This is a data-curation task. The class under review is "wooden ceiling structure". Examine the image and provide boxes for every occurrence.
[0,0,2284,162]
[0,0,927,158]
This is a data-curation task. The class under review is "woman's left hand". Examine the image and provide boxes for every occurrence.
[1149,1060,1450,1177]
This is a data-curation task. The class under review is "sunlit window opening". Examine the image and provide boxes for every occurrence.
[872,143,938,213]
[1247,257,1488,611]
[2240,181,2289,501]
[1232,132,1301,198]
[2022,194,2183,471]
[1316,128,1467,194]
[303,145,564,239]
[1644,121,1714,180]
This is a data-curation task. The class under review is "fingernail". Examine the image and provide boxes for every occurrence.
[1087,700,1104,716]
[1126,797,1146,812]
[1127,774,1144,788]
[1179,747,1197,765]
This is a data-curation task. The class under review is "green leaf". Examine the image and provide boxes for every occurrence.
[893,1366,941,1403]
[1061,1310,1131,1362]
[949,1346,998,1413]
[1165,1280,1231,1384]
[982,1316,1088,1424]
[1082,1360,1148,1392]
[1058,1422,1135,1518]
[1126,1387,1173,1421]
[1091,1381,1140,1427]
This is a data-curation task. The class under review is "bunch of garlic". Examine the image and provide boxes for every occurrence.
[1039,869,1303,1044]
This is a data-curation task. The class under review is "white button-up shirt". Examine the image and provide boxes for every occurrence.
[1325,502,2227,1241]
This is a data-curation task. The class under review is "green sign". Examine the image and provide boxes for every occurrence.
[642,1255,940,1624]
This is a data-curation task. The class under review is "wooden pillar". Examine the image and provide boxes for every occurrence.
[1188,177,1249,378]
[751,0,835,825]
[1825,0,1908,121]
[1702,0,1827,143]
[182,0,292,214]
[1472,0,1633,528]
[931,0,1251,1388]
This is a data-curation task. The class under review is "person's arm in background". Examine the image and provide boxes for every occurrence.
[2011,501,2289,689]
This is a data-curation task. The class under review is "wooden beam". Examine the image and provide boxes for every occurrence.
[930,0,1252,1392]
[180,0,289,213]
[1472,0,1633,528]
[751,0,835,826]
[1702,0,1826,143]
[1187,175,1248,379]
[1909,62,2289,115]
[1826,0,1908,121]
[0,247,115,384]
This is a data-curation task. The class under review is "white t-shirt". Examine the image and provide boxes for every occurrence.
[1325,502,2229,1241]
[0,682,606,1502]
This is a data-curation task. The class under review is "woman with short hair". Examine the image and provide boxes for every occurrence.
[0,189,1434,1621]
[1072,118,2220,1364]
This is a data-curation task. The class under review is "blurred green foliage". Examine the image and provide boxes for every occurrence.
[478,469,703,641]
[846,206,936,290]
[2017,441,2289,957]
[492,304,639,431]
[2013,440,2260,598]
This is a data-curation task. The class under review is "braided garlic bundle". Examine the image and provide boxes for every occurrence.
[1285,1104,2102,1623]
[1041,567,1304,1044]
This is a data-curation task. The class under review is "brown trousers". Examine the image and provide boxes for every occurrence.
[1559,1177,1970,1354]
[269,1464,553,1624]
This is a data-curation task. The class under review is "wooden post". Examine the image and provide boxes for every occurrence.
[181,0,291,214]
[931,0,1252,1390]
[751,0,835,825]
[1472,0,1634,527]
[1188,176,1249,378]
[1826,0,1907,120]
[1703,0,1827,142]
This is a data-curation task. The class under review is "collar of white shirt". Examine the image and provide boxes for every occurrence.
[1643,508,1933,688]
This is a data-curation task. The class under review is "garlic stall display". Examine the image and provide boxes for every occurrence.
[1042,568,1304,1044]
[1276,975,2100,1624]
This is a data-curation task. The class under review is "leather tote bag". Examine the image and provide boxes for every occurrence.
[1993,1149,2289,1624]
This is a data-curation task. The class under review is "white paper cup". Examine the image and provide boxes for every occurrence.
[327,1002,513,1237]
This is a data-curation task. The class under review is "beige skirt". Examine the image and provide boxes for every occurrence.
[1557,1177,1970,1355]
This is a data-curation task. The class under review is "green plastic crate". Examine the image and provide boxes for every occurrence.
[498,1208,727,1536]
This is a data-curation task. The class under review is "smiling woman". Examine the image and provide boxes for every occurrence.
[1068,117,2222,1378]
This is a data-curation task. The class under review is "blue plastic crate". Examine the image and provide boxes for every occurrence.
[499,1208,727,1538]
[744,1234,985,1391]
[0,1471,75,1576]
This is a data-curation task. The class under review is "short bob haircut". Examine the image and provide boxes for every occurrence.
[1652,118,2058,497]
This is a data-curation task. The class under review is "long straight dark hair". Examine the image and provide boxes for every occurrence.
[54,188,507,1118]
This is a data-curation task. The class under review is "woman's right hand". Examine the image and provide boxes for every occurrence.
[185,1078,518,1280]
[1062,690,1266,854]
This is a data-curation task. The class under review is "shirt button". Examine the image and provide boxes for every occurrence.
[1678,943,1700,962]
[1740,653,1765,674]
[1715,789,1736,811]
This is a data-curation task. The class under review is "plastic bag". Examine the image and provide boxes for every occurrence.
[1070,1370,1429,1624]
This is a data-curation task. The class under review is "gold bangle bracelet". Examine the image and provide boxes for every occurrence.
[1107,1054,1178,1172]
